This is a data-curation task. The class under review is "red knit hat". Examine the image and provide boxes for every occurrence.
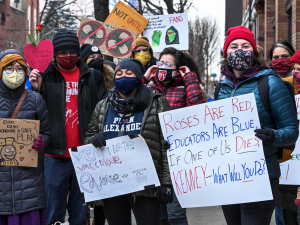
[291,49,300,64]
[223,26,257,58]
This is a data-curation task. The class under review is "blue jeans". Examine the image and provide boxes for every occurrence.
[275,206,284,225]
[45,156,87,225]
[161,192,188,225]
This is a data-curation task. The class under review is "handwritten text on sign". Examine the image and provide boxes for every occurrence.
[158,93,273,208]
[69,135,160,203]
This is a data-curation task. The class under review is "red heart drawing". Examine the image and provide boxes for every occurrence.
[24,40,54,73]
[20,146,24,149]
[20,157,24,161]
[28,149,32,153]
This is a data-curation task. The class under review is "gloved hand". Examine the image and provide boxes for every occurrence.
[161,140,170,150]
[157,185,173,204]
[254,127,275,146]
[32,134,44,152]
[91,133,106,148]
[152,30,162,47]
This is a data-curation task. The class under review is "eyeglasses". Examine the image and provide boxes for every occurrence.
[4,67,25,74]
[156,61,175,68]
[133,47,149,54]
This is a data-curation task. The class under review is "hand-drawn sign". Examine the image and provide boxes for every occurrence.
[0,119,40,167]
[78,17,138,59]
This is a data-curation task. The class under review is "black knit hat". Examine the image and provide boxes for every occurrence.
[114,58,145,81]
[52,29,80,57]
[80,44,102,63]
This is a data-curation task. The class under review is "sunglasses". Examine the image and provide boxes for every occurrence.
[133,47,149,53]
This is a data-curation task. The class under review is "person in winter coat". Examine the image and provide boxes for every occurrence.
[131,37,158,71]
[217,26,299,225]
[143,47,205,225]
[0,49,51,225]
[29,30,108,225]
[84,58,173,225]
[268,41,300,225]
[80,44,115,91]
[290,49,300,92]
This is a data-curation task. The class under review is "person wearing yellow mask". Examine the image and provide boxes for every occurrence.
[131,37,158,70]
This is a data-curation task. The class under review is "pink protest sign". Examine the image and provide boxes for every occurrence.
[24,40,54,73]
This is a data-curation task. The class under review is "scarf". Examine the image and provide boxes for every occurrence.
[108,87,136,118]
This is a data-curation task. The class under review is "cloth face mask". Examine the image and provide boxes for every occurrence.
[115,76,139,95]
[134,52,152,67]
[56,55,79,70]
[156,65,177,83]
[227,49,254,71]
[272,58,292,76]
[2,71,25,89]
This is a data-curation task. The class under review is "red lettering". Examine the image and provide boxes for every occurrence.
[235,136,245,152]
[254,137,260,147]
[185,170,191,192]
[239,102,245,111]
[89,163,95,170]
[247,138,253,148]
[187,116,193,128]
[212,108,219,120]
[201,163,207,187]
[163,113,174,134]
[77,165,85,172]
[174,121,182,130]
[181,118,188,129]
[204,105,214,124]
[179,170,187,193]
[189,169,196,190]
[232,98,239,113]
[219,106,225,118]
[246,101,251,111]
[195,166,202,189]
[193,115,200,126]
[173,171,182,195]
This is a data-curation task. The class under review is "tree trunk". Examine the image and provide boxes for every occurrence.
[93,0,113,62]
[164,0,174,14]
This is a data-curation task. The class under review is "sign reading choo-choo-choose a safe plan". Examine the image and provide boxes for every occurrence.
[143,13,188,52]
[158,93,273,208]
[69,135,160,203]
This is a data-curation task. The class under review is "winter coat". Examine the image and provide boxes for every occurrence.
[84,92,172,201]
[0,79,51,215]
[39,60,108,156]
[216,68,299,178]
[142,72,205,109]
[145,57,158,71]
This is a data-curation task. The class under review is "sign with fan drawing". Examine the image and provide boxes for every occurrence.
[0,119,40,167]
[78,17,138,59]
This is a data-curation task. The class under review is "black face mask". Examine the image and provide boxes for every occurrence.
[156,68,177,83]
[87,58,104,73]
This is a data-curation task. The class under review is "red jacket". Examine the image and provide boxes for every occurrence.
[142,72,205,109]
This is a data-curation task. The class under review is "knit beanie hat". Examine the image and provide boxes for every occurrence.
[114,58,145,81]
[52,29,80,57]
[0,50,27,78]
[223,26,257,58]
[80,44,102,63]
[291,49,300,65]
[131,37,153,57]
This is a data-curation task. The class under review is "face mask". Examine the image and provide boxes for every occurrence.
[292,71,300,85]
[2,71,25,89]
[134,52,152,67]
[227,49,254,71]
[115,76,139,95]
[156,64,177,83]
[56,55,79,70]
[272,58,292,76]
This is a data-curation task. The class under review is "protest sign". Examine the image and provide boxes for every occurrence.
[158,93,273,208]
[78,17,138,59]
[143,13,188,52]
[24,40,54,73]
[105,1,149,37]
[69,135,160,203]
[0,119,40,167]
[295,94,300,120]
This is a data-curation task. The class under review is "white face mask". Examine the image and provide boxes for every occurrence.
[2,71,25,89]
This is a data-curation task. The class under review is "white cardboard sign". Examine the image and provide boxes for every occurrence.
[69,135,160,203]
[143,13,188,52]
[295,94,300,120]
[158,93,273,208]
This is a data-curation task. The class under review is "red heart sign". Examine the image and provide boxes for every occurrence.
[20,157,24,161]
[24,40,54,73]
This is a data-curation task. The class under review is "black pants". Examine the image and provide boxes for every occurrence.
[283,208,298,225]
[103,194,160,225]
[222,178,279,225]
[94,206,105,225]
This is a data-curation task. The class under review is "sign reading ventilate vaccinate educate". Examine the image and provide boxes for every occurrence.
[158,93,273,208]
[69,135,160,203]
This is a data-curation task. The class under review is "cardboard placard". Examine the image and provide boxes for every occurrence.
[143,13,189,52]
[295,94,300,120]
[24,40,54,73]
[0,119,40,167]
[69,135,160,203]
[105,1,149,37]
[158,93,272,208]
[78,17,138,59]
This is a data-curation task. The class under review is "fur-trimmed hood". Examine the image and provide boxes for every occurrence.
[103,63,115,91]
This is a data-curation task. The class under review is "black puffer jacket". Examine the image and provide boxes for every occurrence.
[0,79,51,215]
[39,59,108,155]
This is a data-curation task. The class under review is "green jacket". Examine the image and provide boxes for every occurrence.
[84,92,172,200]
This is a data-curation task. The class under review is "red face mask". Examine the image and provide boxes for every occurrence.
[272,58,292,76]
[56,55,79,70]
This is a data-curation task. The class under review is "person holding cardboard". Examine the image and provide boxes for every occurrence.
[215,26,298,225]
[29,30,108,225]
[0,49,51,225]
[131,37,158,71]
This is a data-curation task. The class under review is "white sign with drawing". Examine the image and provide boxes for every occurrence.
[69,135,160,203]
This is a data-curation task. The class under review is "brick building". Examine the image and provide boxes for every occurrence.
[241,0,300,60]
[0,0,39,53]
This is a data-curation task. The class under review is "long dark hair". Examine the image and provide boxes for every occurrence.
[268,40,295,60]
[134,83,150,111]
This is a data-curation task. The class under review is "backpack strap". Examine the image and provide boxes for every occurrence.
[214,83,222,100]
[87,68,98,108]
[11,89,28,119]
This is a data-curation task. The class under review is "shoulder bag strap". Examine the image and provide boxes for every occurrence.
[11,89,28,119]
[214,83,222,100]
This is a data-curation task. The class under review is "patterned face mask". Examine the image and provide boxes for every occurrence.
[227,49,254,71]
